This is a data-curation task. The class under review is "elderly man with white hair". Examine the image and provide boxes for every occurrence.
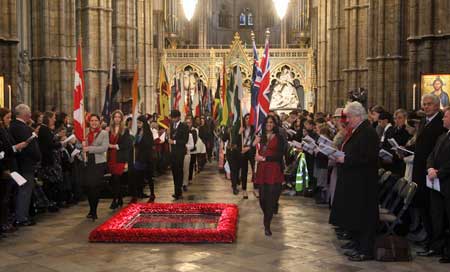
[412,94,446,257]
[9,104,41,227]
[329,101,379,261]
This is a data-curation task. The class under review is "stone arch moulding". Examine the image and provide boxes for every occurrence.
[270,63,307,86]
[173,63,209,87]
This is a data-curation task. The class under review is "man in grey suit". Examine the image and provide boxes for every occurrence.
[9,104,41,226]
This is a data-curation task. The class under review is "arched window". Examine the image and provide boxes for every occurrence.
[239,12,246,26]
[247,12,253,26]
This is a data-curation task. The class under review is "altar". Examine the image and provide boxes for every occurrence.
[163,32,315,113]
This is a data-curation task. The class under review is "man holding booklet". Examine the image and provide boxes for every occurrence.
[425,106,450,263]
[329,102,379,262]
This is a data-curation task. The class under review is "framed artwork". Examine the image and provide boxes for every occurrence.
[421,74,450,109]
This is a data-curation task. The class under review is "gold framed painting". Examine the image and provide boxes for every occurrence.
[421,74,450,109]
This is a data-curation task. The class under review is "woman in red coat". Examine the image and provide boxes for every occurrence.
[254,115,285,236]
[107,110,133,209]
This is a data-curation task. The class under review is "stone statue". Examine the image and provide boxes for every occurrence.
[269,67,300,110]
[17,50,29,103]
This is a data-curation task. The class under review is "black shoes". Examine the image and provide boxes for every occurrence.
[172,194,183,200]
[417,249,441,257]
[86,213,98,221]
[147,194,156,203]
[439,257,450,263]
[264,228,272,236]
[348,253,374,262]
[14,219,36,227]
[337,232,352,240]
[183,185,188,192]
[232,188,239,195]
[341,241,357,250]
[110,199,118,210]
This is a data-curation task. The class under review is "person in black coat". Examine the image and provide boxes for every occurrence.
[38,111,64,206]
[9,104,41,226]
[413,94,446,254]
[423,107,450,263]
[240,114,256,199]
[129,115,154,203]
[330,102,379,261]
[168,110,189,199]
[389,109,413,175]
[0,108,27,234]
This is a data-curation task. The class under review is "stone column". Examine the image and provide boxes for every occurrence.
[137,0,153,113]
[31,0,76,111]
[78,0,112,113]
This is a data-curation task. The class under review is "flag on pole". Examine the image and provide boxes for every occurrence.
[130,67,139,136]
[101,64,119,124]
[226,70,234,126]
[172,75,181,111]
[233,65,243,126]
[255,37,271,133]
[250,39,261,127]
[73,42,85,142]
[157,64,170,129]
[178,75,186,121]
[192,80,200,117]
[213,76,221,121]
[220,61,229,126]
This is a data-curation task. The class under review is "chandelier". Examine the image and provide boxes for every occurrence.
[182,0,198,21]
[273,0,290,19]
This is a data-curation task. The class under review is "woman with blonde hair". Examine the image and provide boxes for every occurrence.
[107,110,133,209]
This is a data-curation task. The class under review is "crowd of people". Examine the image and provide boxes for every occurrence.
[1,93,450,264]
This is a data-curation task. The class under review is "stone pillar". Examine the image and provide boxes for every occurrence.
[78,0,112,113]
[316,0,327,111]
[137,0,153,114]
[31,0,76,111]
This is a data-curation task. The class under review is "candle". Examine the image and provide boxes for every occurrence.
[8,85,11,109]
[412,84,416,109]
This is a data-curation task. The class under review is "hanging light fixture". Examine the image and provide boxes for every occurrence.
[273,0,290,19]
[182,0,198,21]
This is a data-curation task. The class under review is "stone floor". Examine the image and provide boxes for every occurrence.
[0,164,448,272]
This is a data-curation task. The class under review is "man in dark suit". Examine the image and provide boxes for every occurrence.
[331,101,379,261]
[9,104,41,226]
[413,94,446,252]
[168,110,188,199]
[425,107,450,263]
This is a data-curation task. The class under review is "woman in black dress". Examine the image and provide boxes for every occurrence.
[129,115,154,203]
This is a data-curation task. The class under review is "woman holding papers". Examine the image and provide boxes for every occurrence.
[314,123,333,204]
[82,114,109,221]
[329,102,379,261]
[254,116,285,236]
[0,108,27,234]
[107,110,132,209]
[38,111,64,208]
[389,109,412,175]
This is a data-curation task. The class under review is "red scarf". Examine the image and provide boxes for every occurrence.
[87,127,101,145]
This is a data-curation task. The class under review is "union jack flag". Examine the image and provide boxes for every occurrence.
[254,38,270,133]
[250,39,261,128]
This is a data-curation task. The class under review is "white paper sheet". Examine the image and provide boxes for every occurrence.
[379,149,393,160]
[62,134,76,144]
[10,171,28,186]
[426,176,441,192]
[318,143,345,158]
[0,151,4,160]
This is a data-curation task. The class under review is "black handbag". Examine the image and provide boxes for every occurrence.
[374,235,412,262]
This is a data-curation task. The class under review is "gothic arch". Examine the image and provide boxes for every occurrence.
[270,63,307,86]
[174,63,209,86]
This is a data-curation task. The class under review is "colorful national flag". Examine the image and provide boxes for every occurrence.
[101,64,119,124]
[213,76,221,121]
[73,42,85,142]
[250,39,261,127]
[220,60,229,126]
[255,37,271,133]
[130,67,139,136]
[157,64,170,129]
[233,65,243,126]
